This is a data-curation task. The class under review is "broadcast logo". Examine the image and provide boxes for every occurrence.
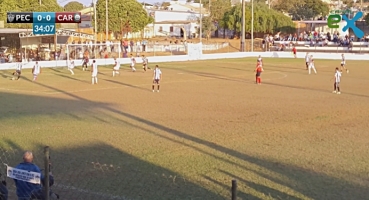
[7,13,15,23]
[74,13,81,23]
[327,11,364,38]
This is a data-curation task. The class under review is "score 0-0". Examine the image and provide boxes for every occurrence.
[33,12,55,34]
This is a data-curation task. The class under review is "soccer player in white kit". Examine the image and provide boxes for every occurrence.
[340,54,349,73]
[152,65,162,92]
[91,60,98,84]
[257,55,263,66]
[32,61,41,81]
[68,60,75,75]
[142,55,150,72]
[333,67,342,94]
[305,53,309,70]
[308,55,317,74]
[130,54,136,72]
[113,58,120,77]
[12,62,23,80]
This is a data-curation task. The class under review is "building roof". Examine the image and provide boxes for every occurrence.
[80,7,93,15]
[146,8,202,14]
[0,29,30,34]
[155,20,196,24]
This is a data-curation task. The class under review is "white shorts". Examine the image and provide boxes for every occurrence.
[309,64,315,68]
[341,61,345,65]
[113,67,120,70]
[92,72,98,77]
[131,63,135,67]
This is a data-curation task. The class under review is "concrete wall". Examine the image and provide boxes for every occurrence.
[1,51,368,70]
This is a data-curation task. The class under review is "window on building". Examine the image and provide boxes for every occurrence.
[159,26,163,32]
[170,26,174,32]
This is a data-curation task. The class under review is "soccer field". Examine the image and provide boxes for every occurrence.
[0,57,369,200]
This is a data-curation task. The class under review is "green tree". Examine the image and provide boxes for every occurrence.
[221,2,295,37]
[64,1,84,12]
[274,0,329,20]
[95,0,153,37]
[208,0,231,37]
[201,16,217,39]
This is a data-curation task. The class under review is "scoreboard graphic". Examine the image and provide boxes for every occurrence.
[7,12,82,35]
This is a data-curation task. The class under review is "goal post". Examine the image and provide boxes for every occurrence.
[66,43,124,62]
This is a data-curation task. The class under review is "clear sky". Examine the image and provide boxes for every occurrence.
[59,0,163,6]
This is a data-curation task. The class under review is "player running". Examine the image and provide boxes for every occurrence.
[254,62,263,84]
[308,55,317,74]
[142,55,150,72]
[332,67,342,94]
[82,56,89,71]
[91,60,98,85]
[32,62,41,81]
[12,62,23,80]
[130,54,136,72]
[340,54,349,73]
[68,60,75,75]
[305,53,309,70]
[113,58,120,77]
[292,46,297,58]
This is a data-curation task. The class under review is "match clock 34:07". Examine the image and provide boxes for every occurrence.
[33,23,56,34]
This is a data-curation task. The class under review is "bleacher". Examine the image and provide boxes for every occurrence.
[273,41,369,53]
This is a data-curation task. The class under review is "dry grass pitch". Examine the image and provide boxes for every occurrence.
[0,57,369,200]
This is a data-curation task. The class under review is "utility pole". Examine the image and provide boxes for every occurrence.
[251,0,254,52]
[39,0,41,5]
[94,0,97,43]
[209,0,210,13]
[240,0,245,52]
[105,0,108,41]
[200,0,202,43]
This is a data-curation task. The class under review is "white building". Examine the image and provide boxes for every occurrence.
[145,1,208,38]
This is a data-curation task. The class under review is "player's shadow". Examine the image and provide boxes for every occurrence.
[263,82,369,98]
[0,71,11,79]
[176,68,245,83]
[50,68,62,73]
[101,78,150,91]
[54,74,90,83]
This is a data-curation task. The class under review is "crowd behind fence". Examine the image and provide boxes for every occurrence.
[0,146,241,200]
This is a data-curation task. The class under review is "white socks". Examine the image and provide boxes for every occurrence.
[92,77,98,84]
